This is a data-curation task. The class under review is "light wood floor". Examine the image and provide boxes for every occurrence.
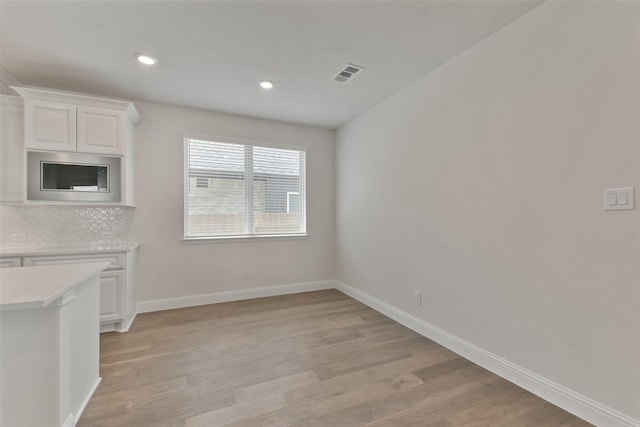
[78,290,593,427]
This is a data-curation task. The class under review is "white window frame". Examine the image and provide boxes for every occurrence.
[183,133,307,242]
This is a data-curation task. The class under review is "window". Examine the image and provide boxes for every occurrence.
[184,136,306,239]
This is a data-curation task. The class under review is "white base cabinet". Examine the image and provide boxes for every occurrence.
[17,248,138,333]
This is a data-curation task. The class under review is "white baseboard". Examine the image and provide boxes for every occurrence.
[73,377,102,426]
[100,315,136,334]
[115,312,137,333]
[334,280,639,427]
[62,413,74,427]
[100,323,115,333]
[137,280,334,314]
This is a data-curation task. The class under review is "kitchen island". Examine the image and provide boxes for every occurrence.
[0,262,109,427]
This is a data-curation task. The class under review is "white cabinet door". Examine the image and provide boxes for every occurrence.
[99,270,125,322]
[77,106,124,155]
[24,99,76,152]
[0,96,24,202]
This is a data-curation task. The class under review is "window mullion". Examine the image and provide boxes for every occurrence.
[244,145,254,234]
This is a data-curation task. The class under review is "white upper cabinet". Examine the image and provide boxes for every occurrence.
[13,86,140,157]
[77,106,124,155]
[7,87,140,206]
[24,99,77,152]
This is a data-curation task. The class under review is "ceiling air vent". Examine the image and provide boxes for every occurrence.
[333,63,364,83]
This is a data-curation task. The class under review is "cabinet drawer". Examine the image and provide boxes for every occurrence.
[23,253,125,270]
[0,257,21,268]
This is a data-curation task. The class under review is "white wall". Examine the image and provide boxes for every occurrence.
[134,101,335,303]
[336,0,639,422]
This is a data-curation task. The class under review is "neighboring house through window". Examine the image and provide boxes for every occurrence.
[195,177,209,188]
[184,136,306,239]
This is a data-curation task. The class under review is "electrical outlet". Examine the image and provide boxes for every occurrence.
[414,291,422,305]
[244,269,250,279]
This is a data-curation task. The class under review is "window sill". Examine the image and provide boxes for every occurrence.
[181,234,308,244]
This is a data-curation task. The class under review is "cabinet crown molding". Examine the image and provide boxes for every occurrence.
[10,86,141,125]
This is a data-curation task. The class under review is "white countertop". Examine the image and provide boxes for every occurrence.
[0,262,109,311]
[0,243,139,257]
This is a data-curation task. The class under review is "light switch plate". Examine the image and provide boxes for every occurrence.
[604,187,634,211]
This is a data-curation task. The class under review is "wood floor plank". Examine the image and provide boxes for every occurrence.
[184,394,288,427]
[295,361,500,426]
[283,346,458,408]
[234,371,320,403]
[288,372,424,419]
[77,289,593,427]
[222,408,299,427]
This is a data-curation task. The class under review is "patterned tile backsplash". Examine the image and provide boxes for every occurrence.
[0,205,138,249]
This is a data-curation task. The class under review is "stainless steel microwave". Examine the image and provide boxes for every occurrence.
[27,151,121,202]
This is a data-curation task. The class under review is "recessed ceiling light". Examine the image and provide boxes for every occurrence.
[259,80,274,89]
[135,53,158,65]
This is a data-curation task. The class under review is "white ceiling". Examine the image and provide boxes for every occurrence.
[0,1,542,129]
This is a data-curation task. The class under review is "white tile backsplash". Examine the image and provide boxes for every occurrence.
[0,205,138,250]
